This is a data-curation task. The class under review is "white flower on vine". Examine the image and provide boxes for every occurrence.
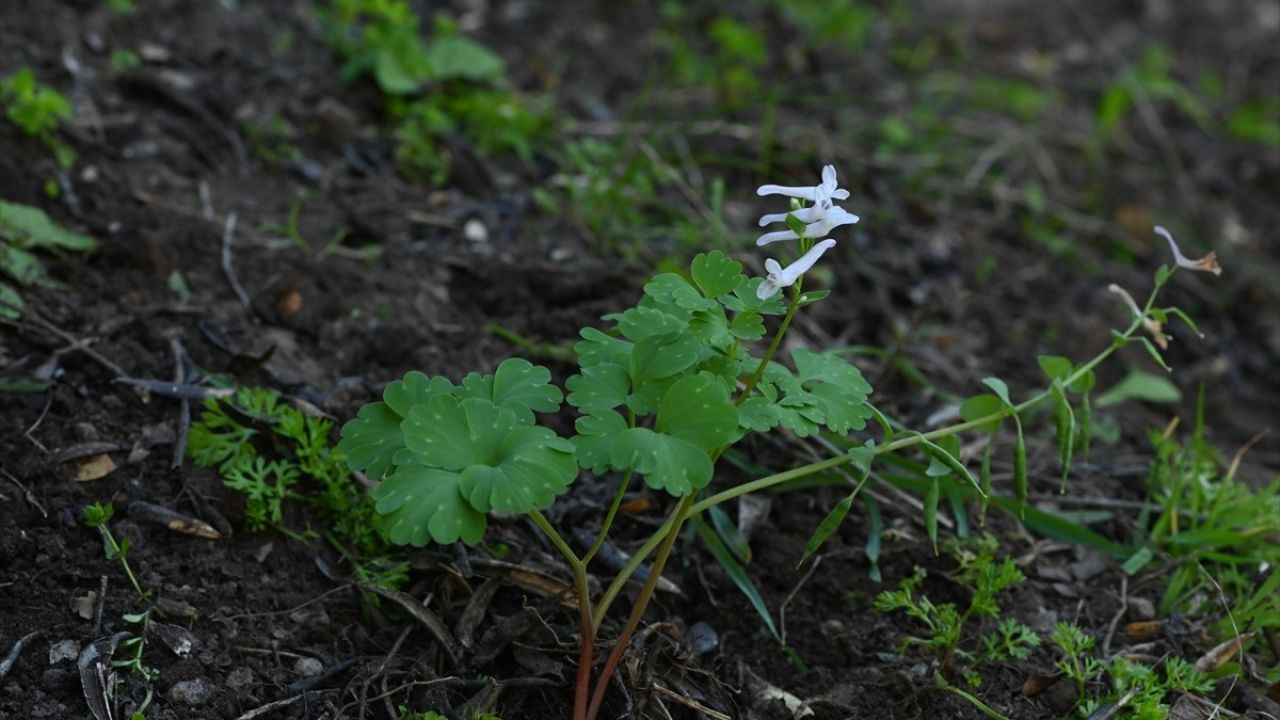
[756,206,860,246]
[757,239,837,300]
[1155,226,1221,276]
[1108,283,1169,349]
[757,165,851,203]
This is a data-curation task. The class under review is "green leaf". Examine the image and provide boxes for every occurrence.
[0,201,96,251]
[783,348,875,435]
[385,371,456,417]
[0,244,47,286]
[728,309,765,340]
[373,464,486,545]
[401,396,577,512]
[864,496,883,582]
[629,332,702,387]
[799,491,855,566]
[610,427,708,495]
[566,363,630,415]
[687,306,734,349]
[710,505,751,563]
[571,409,628,473]
[784,212,807,237]
[614,306,688,341]
[1037,355,1074,382]
[848,440,876,478]
[925,477,940,553]
[338,402,404,481]
[424,35,505,83]
[1096,369,1182,407]
[612,375,737,496]
[1122,546,1155,575]
[720,278,787,315]
[982,377,1013,407]
[459,357,563,423]
[0,280,22,319]
[690,250,745,298]
[738,395,781,432]
[960,395,1005,433]
[574,327,633,369]
[644,272,716,312]
[693,517,780,641]
[1137,337,1171,371]
[655,374,739,450]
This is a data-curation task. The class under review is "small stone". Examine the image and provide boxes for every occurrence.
[1127,596,1156,620]
[48,640,80,664]
[293,657,323,678]
[463,218,488,243]
[226,666,255,691]
[168,678,214,705]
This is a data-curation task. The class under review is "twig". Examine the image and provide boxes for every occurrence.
[220,213,253,313]
[0,630,43,680]
[92,575,108,635]
[2,469,48,518]
[23,396,53,455]
[0,313,128,379]
[1102,575,1128,656]
[170,338,191,470]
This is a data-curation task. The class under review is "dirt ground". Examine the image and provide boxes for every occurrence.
[1,1,1277,719]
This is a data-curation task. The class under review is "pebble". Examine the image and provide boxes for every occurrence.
[48,640,80,664]
[226,666,255,690]
[293,657,324,678]
[168,678,214,705]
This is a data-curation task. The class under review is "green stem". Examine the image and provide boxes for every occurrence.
[592,501,681,631]
[737,278,803,405]
[100,527,148,603]
[585,495,695,720]
[935,672,1015,720]
[583,467,633,566]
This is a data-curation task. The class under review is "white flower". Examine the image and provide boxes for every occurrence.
[1155,226,1221,276]
[757,164,850,202]
[757,239,837,300]
[1108,283,1169,349]
[756,207,860,246]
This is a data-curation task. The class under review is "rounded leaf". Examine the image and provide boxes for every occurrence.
[373,464,486,546]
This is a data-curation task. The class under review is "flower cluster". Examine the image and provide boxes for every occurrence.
[754,165,859,299]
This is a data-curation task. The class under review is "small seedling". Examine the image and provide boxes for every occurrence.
[0,67,75,168]
[1053,625,1216,719]
[188,386,386,553]
[83,502,149,602]
[874,537,1040,690]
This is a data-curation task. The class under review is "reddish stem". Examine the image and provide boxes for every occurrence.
[572,564,595,720]
[584,495,694,720]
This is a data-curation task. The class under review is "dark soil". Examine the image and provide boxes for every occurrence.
[2,1,1278,719]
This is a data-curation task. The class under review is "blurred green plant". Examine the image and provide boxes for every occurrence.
[0,67,76,168]
[1122,391,1280,681]
[0,200,97,320]
[1096,44,1213,139]
[319,0,547,185]
[875,537,1040,690]
[189,386,387,554]
[1226,97,1280,147]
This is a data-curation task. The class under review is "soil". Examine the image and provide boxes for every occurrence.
[1,1,1278,719]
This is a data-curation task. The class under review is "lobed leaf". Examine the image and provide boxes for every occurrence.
[373,464,486,545]
[565,363,630,415]
[459,357,563,423]
[690,250,745,298]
